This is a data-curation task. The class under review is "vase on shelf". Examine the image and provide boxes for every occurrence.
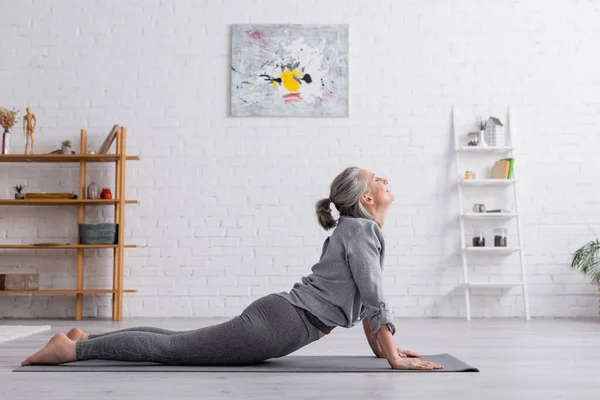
[100,188,112,199]
[479,129,488,147]
[1,130,10,154]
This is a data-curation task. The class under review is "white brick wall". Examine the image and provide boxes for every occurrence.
[1,0,599,319]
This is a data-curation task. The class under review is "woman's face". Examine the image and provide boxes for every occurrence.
[361,169,395,207]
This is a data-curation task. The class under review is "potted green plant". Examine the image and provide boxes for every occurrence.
[13,184,25,199]
[61,140,72,154]
[570,237,600,315]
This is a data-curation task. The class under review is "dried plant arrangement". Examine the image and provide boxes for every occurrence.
[0,107,19,132]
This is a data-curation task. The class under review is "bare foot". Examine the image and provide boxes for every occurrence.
[21,333,77,366]
[66,327,89,341]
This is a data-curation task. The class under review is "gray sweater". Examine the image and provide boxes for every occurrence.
[273,215,396,338]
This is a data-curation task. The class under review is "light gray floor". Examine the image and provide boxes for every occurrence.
[1,318,599,400]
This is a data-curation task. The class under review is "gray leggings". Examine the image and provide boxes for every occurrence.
[75,294,321,365]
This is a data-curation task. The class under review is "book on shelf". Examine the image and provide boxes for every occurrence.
[98,125,120,154]
[486,209,511,213]
[491,157,514,179]
[501,157,514,179]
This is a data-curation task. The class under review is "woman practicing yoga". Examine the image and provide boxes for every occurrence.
[22,166,443,370]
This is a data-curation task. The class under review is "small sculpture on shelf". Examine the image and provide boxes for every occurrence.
[13,184,25,199]
[23,107,37,154]
[87,182,100,199]
[0,107,19,155]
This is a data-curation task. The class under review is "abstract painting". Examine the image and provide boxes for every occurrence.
[231,24,349,117]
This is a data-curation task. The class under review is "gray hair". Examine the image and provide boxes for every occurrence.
[315,166,374,231]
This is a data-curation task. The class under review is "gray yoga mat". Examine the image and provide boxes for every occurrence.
[14,354,478,373]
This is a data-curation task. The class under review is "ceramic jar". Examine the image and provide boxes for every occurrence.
[100,188,112,199]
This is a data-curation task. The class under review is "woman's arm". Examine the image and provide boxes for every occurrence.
[347,224,444,370]
[377,324,444,370]
[346,222,397,340]
[374,324,401,366]
[362,318,385,357]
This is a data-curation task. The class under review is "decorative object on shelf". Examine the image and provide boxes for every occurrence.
[87,149,96,154]
[231,24,349,117]
[61,140,72,154]
[0,107,19,155]
[464,170,476,180]
[472,229,486,247]
[79,223,118,245]
[98,124,119,154]
[25,192,77,199]
[467,132,481,146]
[13,184,26,199]
[87,182,100,199]
[494,228,508,247]
[48,148,75,154]
[1,131,9,154]
[100,188,112,199]
[0,273,39,290]
[477,117,488,147]
[23,107,37,154]
[472,203,486,213]
[484,117,504,146]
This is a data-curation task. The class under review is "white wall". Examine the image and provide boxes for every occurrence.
[1,0,599,319]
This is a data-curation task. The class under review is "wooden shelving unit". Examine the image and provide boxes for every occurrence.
[0,128,139,321]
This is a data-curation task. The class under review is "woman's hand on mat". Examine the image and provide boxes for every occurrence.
[396,348,422,358]
[388,357,444,370]
[376,348,422,359]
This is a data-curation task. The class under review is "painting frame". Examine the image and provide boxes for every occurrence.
[230,24,349,118]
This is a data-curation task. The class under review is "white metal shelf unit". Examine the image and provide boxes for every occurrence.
[452,106,530,320]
